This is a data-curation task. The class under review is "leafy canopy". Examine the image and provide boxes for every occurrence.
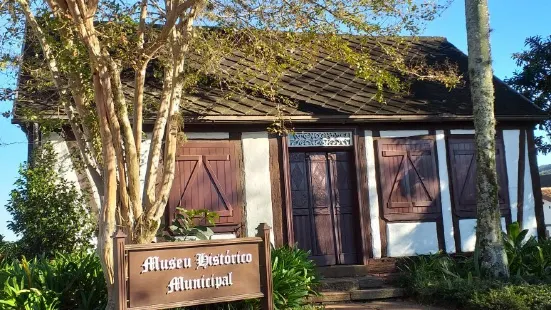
[506,35,551,153]
[0,0,459,129]
[5,143,96,259]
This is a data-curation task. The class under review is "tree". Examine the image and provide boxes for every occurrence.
[464,0,509,279]
[0,0,458,306]
[506,36,551,153]
[6,143,95,258]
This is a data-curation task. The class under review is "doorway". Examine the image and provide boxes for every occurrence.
[289,151,359,266]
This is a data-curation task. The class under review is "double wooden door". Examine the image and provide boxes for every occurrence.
[290,151,358,266]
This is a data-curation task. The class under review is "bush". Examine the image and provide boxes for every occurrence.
[271,246,320,309]
[469,285,551,310]
[399,223,551,309]
[0,246,319,310]
[185,246,320,310]
[5,143,96,259]
[0,252,106,310]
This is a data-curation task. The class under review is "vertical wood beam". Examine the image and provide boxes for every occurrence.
[268,135,285,247]
[355,131,373,262]
[444,129,463,253]
[517,129,526,227]
[526,128,545,238]
[281,136,294,245]
[372,130,388,257]
[431,129,446,252]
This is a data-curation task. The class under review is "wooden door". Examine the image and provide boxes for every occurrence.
[290,151,358,266]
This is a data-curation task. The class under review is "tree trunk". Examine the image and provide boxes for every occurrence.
[465,0,509,279]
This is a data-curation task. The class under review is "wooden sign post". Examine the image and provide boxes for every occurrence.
[112,223,273,310]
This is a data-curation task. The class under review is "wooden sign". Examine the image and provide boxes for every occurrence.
[113,223,273,310]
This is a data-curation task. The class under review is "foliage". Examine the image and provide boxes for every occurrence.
[469,285,551,310]
[161,208,219,241]
[177,246,320,310]
[4,143,95,259]
[502,222,551,279]
[1,246,319,309]
[506,35,551,154]
[0,235,20,262]
[0,252,107,310]
[271,246,320,309]
[400,222,551,309]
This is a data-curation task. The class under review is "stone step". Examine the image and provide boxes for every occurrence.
[324,300,444,310]
[317,261,397,278]
[309,287,405,304]
[320,276,385,292]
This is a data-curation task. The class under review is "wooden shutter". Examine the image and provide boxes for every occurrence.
[447,137,510,218]
[376,138,441,221]
[167,140,242,232]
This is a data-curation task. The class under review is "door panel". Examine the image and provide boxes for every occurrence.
[289,153,315,258]
[330,152,358,264]
[290,151,358,266]
[308,153,337,265]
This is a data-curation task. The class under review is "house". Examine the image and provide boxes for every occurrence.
[13,36,547,266]
[541,187,551,236]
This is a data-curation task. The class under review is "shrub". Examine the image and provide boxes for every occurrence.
[5,143,96,259]
[469,285,551,310]
[399,222,551,309]
[0,252,106,310]
[0,246,320,309]
[271,246,320,309]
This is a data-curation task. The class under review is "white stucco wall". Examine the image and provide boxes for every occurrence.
[47,133,101,213]
[365,130,382,258]
[459,218,507,252]
[242,132,274,243]
[387,222,439,256]
[503,130,520,222]
[522,133,538,237]
[436,130,456,253]
[450,129,475,135]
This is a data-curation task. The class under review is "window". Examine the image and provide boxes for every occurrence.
[376,138,441,221]
[167,140,243,233]
[447,137,510,218]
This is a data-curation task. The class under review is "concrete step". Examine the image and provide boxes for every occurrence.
[324,300,445,310]
[309,287,405,304]
[317,261,397,278]
[320,276,385,292]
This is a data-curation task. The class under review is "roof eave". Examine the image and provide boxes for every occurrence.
[182,114,549,124]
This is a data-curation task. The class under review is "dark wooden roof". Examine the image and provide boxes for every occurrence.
[13,36,547,124]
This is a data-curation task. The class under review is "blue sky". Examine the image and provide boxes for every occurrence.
[0,0,550,241]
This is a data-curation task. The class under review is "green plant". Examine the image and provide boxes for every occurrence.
[271,246,320,309]
[0,252,106,310]
[5,144,96,259]
[469,285,551,310]
[161,208,219,241]
[0,235,20,262]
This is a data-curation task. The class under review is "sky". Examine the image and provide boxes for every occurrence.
[1,0,550,241]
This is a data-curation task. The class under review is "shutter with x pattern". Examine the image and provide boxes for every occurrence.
[376,138,441,221]
[167,140,242,232]
[447,137,510,218]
